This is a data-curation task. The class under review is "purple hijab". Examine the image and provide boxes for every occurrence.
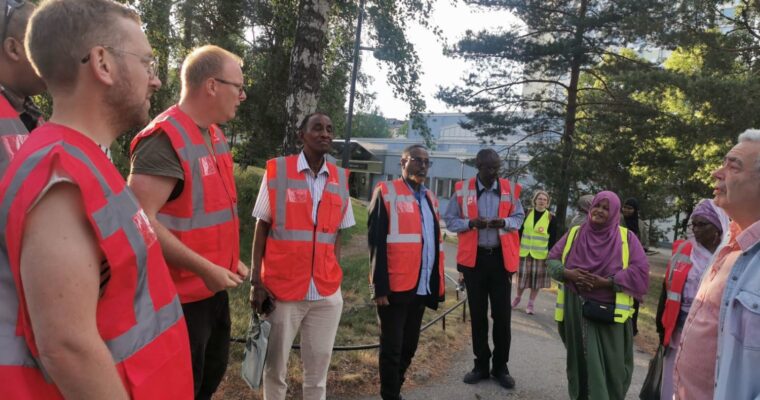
[549,191,649,302]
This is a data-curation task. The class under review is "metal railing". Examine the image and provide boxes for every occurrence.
[231,273,468,351]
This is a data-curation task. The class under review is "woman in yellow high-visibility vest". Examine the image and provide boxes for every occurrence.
[546,191,649,400]
[512,190,557,314]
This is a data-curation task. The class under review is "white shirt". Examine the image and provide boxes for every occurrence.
[252,152,355,300]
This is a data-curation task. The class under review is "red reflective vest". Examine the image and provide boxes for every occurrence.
[0,94,30,177]
[661,239,693,346]
[453,177,522,272]
[131,105,240,303]
[377,179,445,296]
[262,155,350,301]
[0,124,193,399]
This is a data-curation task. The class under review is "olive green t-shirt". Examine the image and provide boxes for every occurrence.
[130,127,214,201]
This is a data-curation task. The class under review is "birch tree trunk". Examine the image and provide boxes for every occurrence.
[282,0,331,154]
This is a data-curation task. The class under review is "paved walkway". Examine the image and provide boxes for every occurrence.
[345,241,651,400]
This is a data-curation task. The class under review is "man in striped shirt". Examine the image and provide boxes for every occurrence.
[250,112,355,400]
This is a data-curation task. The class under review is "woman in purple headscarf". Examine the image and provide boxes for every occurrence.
[546,191,649,400]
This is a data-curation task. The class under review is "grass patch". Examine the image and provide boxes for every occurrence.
[214,179,468,399]
[634,252,668,354]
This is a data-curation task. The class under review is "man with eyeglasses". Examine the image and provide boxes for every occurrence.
[0,0,193,398]
[368,144,445,400]
[443,148,524,390]
[0,0,45,176]
[128,44,249,400]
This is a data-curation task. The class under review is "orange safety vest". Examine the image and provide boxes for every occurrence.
[453,177,522,272]
[661,239,693,346]
[377,179,445,296]
[261,155,350,301]
[0,94,30,177]
[131,105,240,303]
[0,124,193,399]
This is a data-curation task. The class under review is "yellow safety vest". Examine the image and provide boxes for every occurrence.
[554,226,635,324]
[519,209,551,259]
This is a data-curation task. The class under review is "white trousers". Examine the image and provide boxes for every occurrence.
[263,289,343,400]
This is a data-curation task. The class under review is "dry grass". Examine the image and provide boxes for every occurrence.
[633,251,668,354]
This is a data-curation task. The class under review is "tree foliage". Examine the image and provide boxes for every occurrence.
[439,0,673,233]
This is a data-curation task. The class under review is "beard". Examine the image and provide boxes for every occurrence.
[104,66,151,133]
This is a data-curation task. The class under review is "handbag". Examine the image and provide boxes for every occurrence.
[639,344,665,400]
[582,299,616,323]
[241,312,272,389]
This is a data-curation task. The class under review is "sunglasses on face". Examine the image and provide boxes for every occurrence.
[403,157,433,167]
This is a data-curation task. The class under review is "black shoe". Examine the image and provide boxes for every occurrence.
[491,370,516,389]
[463,368,490,384]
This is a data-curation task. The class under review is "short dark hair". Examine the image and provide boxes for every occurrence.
[475,148,499,164]
[401,144,427,157]
[298,111,330,132]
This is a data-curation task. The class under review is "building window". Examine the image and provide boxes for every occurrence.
[435,178,453,199]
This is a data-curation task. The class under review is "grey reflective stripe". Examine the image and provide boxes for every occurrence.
[384,182,421,244]
[666,241,692,285]
[520,244,548,251]
[522,234,549,242]
[335,166,349,216]
[666,291,682,302]
[157,116,236,231]
[616,304,632,311]
[270,229,312,241]
[0,117,29,136]
[456,183,478,219]
[157,208,234,231]
[273,157,288,232]
[0,144,56,369]
[0,141,182,371]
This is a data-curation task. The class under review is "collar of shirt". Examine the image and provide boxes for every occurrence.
[297,151,329,177]
[476,177,499,196]
[403,178,427,202]
[736,218,760,252]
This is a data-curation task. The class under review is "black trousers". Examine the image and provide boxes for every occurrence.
[461,247,512,374]
[182,290,231,400]
[377,294,427,400]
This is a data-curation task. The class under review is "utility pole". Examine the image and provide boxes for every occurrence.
[342,0,366,168]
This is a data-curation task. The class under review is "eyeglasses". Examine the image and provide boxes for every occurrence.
[2,0,24,41]
[80,45,159,80]
[688,221,713,230]
[403,157,433,167]
[213,77,246,96]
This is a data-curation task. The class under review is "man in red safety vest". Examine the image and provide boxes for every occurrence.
[0,0,46,176]
[0,1,193,398]
[128,45,249,399]
[443,148,524,390]
[368,144,445,400]
[250,112,355,400]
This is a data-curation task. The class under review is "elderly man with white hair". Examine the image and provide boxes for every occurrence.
[673,128,760,400]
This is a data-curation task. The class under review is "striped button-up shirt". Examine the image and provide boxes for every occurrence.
[252,152,355,300]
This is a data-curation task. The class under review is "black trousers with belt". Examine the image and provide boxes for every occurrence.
[461,247,512,374]
[377,292,427,400]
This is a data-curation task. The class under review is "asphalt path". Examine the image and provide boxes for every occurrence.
[346,240,650,400]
